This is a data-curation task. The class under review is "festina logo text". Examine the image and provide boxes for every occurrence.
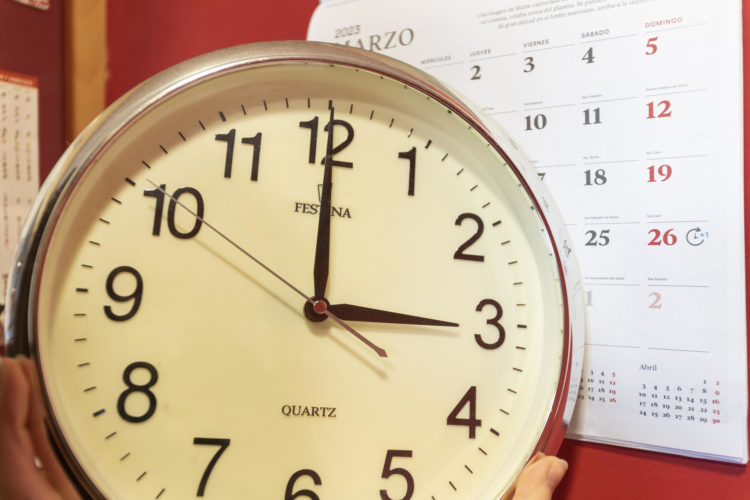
[294,202,352,218]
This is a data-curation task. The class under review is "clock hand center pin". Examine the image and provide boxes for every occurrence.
[144,178,387,358]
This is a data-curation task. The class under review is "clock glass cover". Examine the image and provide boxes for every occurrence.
[6,41,583,499]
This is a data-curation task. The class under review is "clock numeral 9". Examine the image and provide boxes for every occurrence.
[117,361,158,423]
[380,450,414,500]
[194,437,231,497]
[214,128,262,181]
[474,298,505,349]
[447,386,482,438]
[454,213,485,262]
[104,266,143,321]
[143,184,204,239]
[285,469,322,500]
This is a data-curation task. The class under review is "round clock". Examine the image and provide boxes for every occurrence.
[6,41,584,499]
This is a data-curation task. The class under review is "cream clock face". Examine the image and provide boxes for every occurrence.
[8,42,582,499]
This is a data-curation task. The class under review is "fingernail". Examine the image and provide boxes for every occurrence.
[546,458,568,489]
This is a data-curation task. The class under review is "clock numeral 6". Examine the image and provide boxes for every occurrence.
[447,386,482,438]
[143,184,204,239]
[104,266,143,321]
[380,449,414,500]
[117,361,158,423]
[194,437,230,497]
[474,298,505,349]
[454,213,485,262]
[285,469,322,500]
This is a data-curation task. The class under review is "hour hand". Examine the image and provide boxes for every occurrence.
[327,303,458,327]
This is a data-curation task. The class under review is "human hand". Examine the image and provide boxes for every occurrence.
[0,356,82,500]
[503,452,569,500]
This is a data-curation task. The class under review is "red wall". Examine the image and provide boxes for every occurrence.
[105,2,750,498]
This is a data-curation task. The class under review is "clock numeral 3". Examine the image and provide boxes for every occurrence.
[474,298,505,349]
[453,213,485,262]
[380,449,414,500]
[193,437,231,497]
[285,469,322,500]
[117,361,158,423]
[143,184,204,239]
[104,266,143,321]
[447,386,482,438]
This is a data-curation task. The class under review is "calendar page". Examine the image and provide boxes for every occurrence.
[308,0,748,463]
[0,69,40,336]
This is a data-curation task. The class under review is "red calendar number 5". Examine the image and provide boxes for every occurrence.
[645,36,659,55]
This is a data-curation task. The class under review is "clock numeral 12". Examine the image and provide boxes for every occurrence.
[299,114,355,168]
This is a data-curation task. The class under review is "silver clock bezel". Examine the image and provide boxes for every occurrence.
[5,40,584,499]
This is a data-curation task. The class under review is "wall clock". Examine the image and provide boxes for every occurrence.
[5,41,584,499]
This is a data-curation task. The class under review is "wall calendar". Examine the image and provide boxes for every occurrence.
[308,0,747,463]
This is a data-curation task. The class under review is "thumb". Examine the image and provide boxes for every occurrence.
[513,455,568,500]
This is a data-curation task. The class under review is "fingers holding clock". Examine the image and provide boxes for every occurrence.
[0,357,82,500]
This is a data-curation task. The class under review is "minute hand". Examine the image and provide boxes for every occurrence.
[327,303,459,327]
